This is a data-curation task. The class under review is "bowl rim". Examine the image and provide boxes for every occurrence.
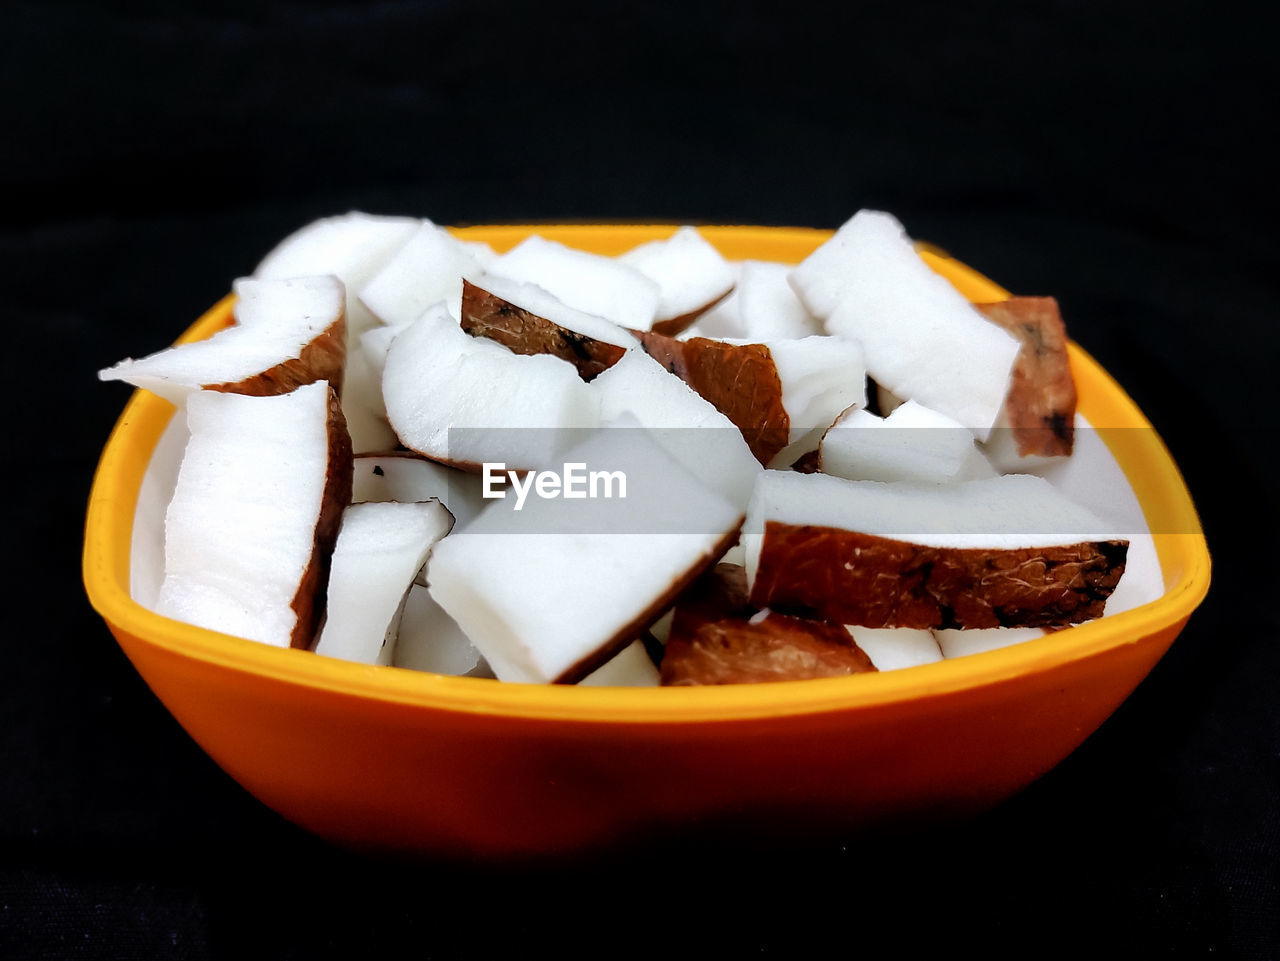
[83,223,1211,723]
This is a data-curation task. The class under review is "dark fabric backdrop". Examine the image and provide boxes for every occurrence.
[4,1,1276,958]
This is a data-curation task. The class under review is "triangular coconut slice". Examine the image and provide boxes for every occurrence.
[659,564,877,685]
[393,584,492,676]
[819,399,995,485]
[578,640,660,687]
[156,380,352,649]
[790,210,1020,440]
[426,420,743,684]
[99,276,346,405]
[313,500,455,665]
[590,348,762,511]
[485,234,661,331]
[352,452,487,530]
[357,221,486,326]
[974,297,1077,467]
[845,627,943,672]
[743,471,1128,630]
[459,277,633,380]
[618,226,736,336]
[382,304,601,471]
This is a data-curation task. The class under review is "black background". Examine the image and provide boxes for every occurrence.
[4,1,1277,958]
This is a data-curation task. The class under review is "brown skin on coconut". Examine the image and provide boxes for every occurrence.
[207,311,347,398]
[460,280,627,381]
[975,297,1076,457]
[292,386,354,649]
[661,564,877,686]
[750,521,1127,631]
[630,330,791,466]
[648,286,735,337]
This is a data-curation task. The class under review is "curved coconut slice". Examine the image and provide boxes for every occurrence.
[352,452,487,530]
[845,627,943,672]
[590,349,762,510]
[659,564,876,685]
[426,422,743,684]
[156,381,352,650]
[99,276,346,405]
[974,297,1077,467]
[393,584,492,676]
[485,234,661,331]
[791,210,1020,440]
[819,400,995,485]
[382,304,601,472]
[357,221,486,327]
[579,640,660,687]
[619,226,736,335]
[460,277,632,380]
[313,500,455,665]
[744,471,1128,630]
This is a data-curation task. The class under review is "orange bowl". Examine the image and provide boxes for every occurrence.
[82,225,1210,859]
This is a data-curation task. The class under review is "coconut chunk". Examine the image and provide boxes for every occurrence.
[619,226,736,335]
[744,471,1128,630]
[934,626,1047,659]
[426,422,743,684]
[791,210,1020,440]
[660,565,876,685]
[819,400,995,485]
[579,640,660,687]
[357,221,486,326]
[486,235,661,331]
[382,304,601,471]
[313,501,455,665]
[735,260,822,341]
[393,584,492,676]
[352,452,487,529]
[99,276,346,405]
[156,381,352,649]
[460,277,633,380]
[590,349,762,510]
[846,627,943,671]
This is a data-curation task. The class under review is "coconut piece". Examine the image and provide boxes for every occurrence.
[382,304,601,471]
[934,626,1047,659]
[630,331,791,465]
[156,381,352,650]
[819,400,995,485]
[99,276,346,405]
[486,234,661,332]
[426,421,743,684]
[974,297,1077,465]
[619,226,736,335]
[393,584,492,677]
[590,349,762,510]
[459,277,633,380]
[579,640,661,687]
[734,260,822,340]
[846,627,943,671]
[660,564,876,685]
[313,501,455,665]
[791,210,1020,440]
[744,471,1128,630]
[352,452,487,529]
[253,211,420,337]
[357,221,486,326]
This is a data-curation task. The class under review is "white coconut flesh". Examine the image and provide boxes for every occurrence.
[357,221,485,327]
[734,260,821,340]
[486,235,661,331]
[590,348,762,511]
[619,226,736,324]
[820,400,995,485]
[313,500,455,665]
[578,640,660,687]
[468,273,636,348]
[352,453,487,530]
[381,304,601,470]
[933,626,1046,659]
[789,210,1020,440]
[392,584,491,677]
[426,421,743,684]
[845,627,943,671]
[98,276,345,405]
[156,381,345,649]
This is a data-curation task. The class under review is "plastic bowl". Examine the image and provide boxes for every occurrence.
[83,225,1210,859]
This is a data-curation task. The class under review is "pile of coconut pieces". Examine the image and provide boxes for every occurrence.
[101,209,1137,687]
